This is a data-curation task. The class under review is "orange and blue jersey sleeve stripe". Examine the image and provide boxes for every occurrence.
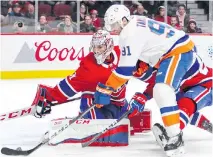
[167,35,193,54]
[106,66,135,90]
[155,35,195,68]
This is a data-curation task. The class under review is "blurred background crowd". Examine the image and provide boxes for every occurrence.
[1,0,212,34]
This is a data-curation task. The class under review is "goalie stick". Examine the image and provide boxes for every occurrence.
[0,97,81,122]
[82,109,131,148]
[1,104,96,156]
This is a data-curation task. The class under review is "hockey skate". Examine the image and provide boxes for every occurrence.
[152,123,169,148]
[164,131,184,157]
[152,123,184,157]
[202,120,213,133]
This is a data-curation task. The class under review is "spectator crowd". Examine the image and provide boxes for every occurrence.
[1,0,208,34]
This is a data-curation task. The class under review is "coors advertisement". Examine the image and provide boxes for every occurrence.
[34,41,85,62]
[14,40,87,63]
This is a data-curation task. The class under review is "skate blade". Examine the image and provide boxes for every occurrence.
[165,146,185,157]
[152,125,165,148]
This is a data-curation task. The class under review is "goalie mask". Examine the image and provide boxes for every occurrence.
[90,30,114,64]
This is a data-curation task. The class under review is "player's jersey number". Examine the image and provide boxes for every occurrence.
[122,46,131,56]
[148,20,175,38]
[137,19,175,38]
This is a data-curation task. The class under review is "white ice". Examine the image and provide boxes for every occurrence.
[0,78,212,157]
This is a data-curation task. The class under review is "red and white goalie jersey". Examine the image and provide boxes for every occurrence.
[55,46,126,106]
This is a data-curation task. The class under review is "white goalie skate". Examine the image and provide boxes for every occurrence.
[152,123,185,157]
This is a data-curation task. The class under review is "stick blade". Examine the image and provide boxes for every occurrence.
[1,147,29,156]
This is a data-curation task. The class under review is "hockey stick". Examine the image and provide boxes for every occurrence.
[1,104,96,156]
[81,110,131,148]
[0,97,81,122]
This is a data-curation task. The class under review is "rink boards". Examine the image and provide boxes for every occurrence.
[0,34,212,79]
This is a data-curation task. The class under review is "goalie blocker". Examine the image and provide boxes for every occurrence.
[48,110,151,147]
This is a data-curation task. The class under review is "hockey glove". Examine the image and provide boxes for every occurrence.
[31,85,55,118]
[128,92,147,118]
[94,83,114,108]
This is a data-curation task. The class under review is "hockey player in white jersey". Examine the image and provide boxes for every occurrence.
[92,4,209,157]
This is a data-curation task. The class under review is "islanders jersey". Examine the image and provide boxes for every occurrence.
[105,15,195,90]
[133,55,212,99]
[56,46,126,106]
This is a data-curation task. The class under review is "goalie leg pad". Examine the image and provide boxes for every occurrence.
[90,125,129,146]
[49,118,130,146]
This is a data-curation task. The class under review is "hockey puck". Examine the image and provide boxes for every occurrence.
[16,147,22,151]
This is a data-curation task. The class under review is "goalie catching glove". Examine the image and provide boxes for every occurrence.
[31,84,66,118]
[128,92,147,118]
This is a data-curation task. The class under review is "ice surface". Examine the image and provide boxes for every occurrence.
[0,78,212,157]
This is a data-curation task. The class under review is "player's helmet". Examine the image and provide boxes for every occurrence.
[90,30,114,64]
[104,4,130,31]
